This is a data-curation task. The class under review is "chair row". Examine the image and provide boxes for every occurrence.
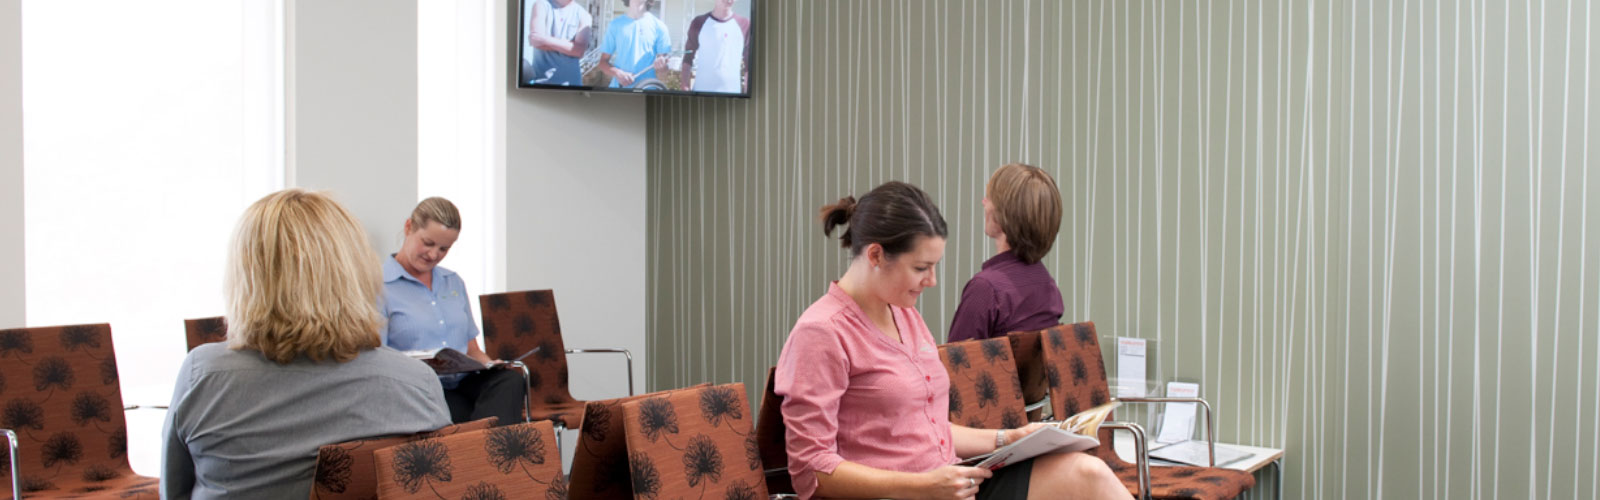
[185,289,636,435]
[308,382,766,500]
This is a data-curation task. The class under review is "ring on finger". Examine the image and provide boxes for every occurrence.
[968,477,977,488]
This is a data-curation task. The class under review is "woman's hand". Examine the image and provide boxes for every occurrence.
[913,465,991,500]
[1003,422,1052,445]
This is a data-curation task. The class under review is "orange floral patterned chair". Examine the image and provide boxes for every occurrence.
[181,317,227,352]
[310,417,498,500]
[373,421,565,500]
[478,290,634,436]
[0,324,158,499]
[567,385,709,500]
[937,338,1030,430]
[1041,322,1256,500]
[619,384,767,500]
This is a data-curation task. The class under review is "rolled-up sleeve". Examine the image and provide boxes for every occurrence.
[775,321,851,499]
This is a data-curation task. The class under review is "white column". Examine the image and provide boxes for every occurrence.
[286,0,419,251]
[0,0,23,328]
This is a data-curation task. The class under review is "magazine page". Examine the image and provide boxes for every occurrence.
[972,427,1100,470]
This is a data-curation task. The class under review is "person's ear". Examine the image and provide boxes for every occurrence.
[866,243,884,270]
[403,218,414,235]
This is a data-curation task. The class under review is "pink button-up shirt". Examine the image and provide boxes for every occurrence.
[775,282,957,500]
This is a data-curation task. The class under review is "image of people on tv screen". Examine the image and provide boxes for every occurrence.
[679,0,750,94]
[596,0,672,89]
[524,0,594,86]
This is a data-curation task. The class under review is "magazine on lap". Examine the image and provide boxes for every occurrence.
[961,402,1120,470]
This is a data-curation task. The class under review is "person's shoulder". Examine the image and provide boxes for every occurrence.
[183,342,262,371]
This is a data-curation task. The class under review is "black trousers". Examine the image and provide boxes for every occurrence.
[443,368,526,426]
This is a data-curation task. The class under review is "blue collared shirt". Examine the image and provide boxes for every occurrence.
[381,255,479,388]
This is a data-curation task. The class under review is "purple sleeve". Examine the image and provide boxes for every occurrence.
[947,276,999,342]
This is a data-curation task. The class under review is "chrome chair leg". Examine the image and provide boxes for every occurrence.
[504,361,533,424]
[3,428,19,500]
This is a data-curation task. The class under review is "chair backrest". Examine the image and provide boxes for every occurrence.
[372,421,564,500]
[1005,329,1049,408]
[309,418,497,500]
[938,337,1028,430]
[1037,322,1119,462]
[620,383,767,500]
[754,367,793,495]
[0,324,144,493]
[567,384,707,500]
[479,290,575,406]
[183,316,227,352]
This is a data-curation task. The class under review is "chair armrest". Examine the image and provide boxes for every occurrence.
[3,428,20,500]
[1115,396,1217,466]
[1100,421,1150,500]
[1023,395,1050,415]
[123,405,170,411]
[566,348,635,396]
[502,361,534,423]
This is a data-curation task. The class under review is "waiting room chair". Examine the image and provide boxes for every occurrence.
[755,367,794,496]
[372,420,564,500]
[182,316,227,352]
[938,338,1031,430]
[310,417,498,500]
[1004,330,1052,419]
[1040,322,1255,500]
[620,383,767,500]
[567,384,715,500]
[478,290,634,439]
[0,324,158,499]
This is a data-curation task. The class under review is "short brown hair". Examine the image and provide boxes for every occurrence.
[819,181,948,258]
[986,163,1062,264]
[225,189,384,364]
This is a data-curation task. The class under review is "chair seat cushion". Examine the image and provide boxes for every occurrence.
[1109,462,1258,500]
[13,470,159,499]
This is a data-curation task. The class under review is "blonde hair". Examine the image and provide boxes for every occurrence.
[986,163,1063,264]
[225,189,384,364]
[410,197,461,232]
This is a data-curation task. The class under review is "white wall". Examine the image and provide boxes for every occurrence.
[0,0,21,329]
[504,89,649,402]
[288,0,418,247]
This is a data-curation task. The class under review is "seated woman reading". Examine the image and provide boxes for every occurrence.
[776,181,1127,500]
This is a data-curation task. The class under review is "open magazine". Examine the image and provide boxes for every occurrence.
[962,401,1121,470]
[403,348,489,375]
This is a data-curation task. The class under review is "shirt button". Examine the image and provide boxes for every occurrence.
[925,375,931,381]
[439,320,445,324]
[431,301,436,306]
[939,439,945,446]
[927,396,932,403]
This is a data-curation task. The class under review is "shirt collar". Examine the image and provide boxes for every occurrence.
[980,250,1020,270]
[384,254,456,284]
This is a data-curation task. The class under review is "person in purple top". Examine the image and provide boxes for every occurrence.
[948,163,1066,343]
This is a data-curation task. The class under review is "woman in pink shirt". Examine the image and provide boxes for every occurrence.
[775,182,1127,500]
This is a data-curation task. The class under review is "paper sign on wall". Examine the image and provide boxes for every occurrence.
[1115,337,1146,398]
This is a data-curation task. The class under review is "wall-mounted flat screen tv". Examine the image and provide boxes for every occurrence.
[517,0,754,97]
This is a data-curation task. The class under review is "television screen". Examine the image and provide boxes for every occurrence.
[517,0,754,97]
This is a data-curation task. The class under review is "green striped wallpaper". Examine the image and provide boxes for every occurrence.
[646,1,1599,498]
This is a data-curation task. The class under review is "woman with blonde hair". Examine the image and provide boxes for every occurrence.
[161,189,450,499]
[948,163,1066,342]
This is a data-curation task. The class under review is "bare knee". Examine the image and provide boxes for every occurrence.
[1030,452,1125,499]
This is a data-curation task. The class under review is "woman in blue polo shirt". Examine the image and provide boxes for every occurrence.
[382,197,523,425]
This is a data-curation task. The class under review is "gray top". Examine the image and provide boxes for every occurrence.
[160,342,452,500]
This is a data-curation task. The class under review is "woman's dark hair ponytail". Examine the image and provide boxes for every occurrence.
[819,196,858,248]
[817,182,947,258]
